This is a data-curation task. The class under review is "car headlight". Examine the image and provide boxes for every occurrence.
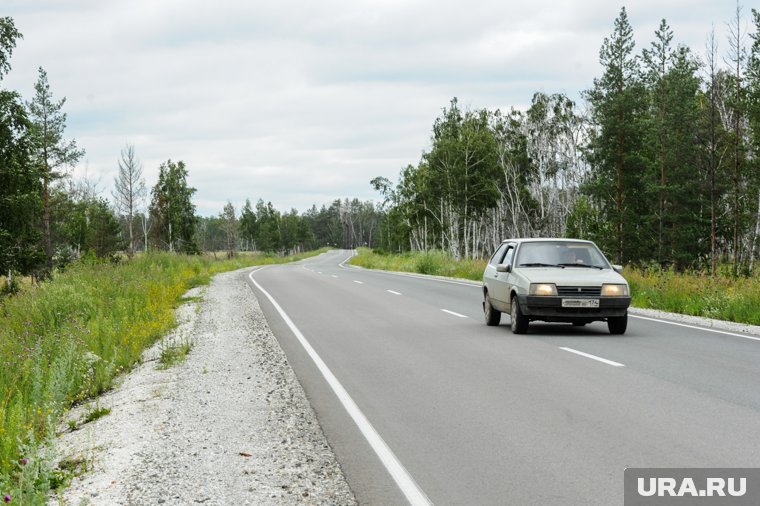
[529,283,557,296]
[601,284,629,296]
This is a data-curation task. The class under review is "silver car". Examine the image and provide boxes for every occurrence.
[482,238,631,334]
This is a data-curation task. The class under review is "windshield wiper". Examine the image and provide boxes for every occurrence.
[519,263,564,268]
[557,263,605,270]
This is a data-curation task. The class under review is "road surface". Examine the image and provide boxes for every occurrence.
[246,250,760,505]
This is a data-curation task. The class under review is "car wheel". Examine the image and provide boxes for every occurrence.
[484,293,501,326]
[510,296,529,334]
[608,314,627,335]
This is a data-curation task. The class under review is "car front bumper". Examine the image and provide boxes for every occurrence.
[517,294,630,322]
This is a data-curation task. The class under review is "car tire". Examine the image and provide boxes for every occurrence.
[510,296,529,334]
[608,315,627,335]
[484,293,501,326]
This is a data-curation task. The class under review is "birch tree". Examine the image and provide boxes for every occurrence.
[112,144,146,257]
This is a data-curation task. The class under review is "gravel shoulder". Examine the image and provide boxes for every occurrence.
[50,267,356,506]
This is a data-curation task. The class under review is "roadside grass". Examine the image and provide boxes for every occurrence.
[157,338,194,369]
[0,248,325,503]
[624,266,760,325]
[351,248,760,326]
[349,248,486,281]
[81,406,111,425]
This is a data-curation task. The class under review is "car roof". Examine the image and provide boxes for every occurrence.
[500,238,594,245]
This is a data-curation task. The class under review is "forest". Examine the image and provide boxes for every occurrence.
[373,6,760,275]
[3,5,760,288]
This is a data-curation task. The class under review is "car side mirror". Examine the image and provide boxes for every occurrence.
[612,264,623,274]
[496,264,511,273]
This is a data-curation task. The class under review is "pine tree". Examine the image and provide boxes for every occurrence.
[585,7,648,264]
[0,17,43,286]
[26,67,84,274]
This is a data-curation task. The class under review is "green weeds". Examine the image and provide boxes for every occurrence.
[625,266,760,325]
[349,248,486,281]
[157,339,194,369]
[0,249,324,501]
[82,406,111,425]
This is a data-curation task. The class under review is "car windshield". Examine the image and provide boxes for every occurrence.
[516,241,610,269]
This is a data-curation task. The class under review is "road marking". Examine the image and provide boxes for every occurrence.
[317,271,323,274]
[387,290,402,295]
[331,275,339,278]
[559,347,625,367]
[353,280,364,284]
[441,309,467,318]
[630,314,760,342]
[248,269,432,506]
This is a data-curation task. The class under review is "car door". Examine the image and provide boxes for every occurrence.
[492,244,515,308]
[484,242,509,309]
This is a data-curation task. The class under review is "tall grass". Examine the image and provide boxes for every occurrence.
[625,266,760,325]
[349,248,486,281]
[0,249,324,503]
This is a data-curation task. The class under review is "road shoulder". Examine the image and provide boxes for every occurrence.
[50,267,356,505]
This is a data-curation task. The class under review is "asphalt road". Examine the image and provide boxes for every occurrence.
[246,250,760,505]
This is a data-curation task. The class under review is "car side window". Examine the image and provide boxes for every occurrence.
[489,243,509,266]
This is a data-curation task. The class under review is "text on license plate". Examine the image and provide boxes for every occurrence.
[562,298,600,308]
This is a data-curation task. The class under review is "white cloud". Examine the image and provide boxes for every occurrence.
[3,0,744,215]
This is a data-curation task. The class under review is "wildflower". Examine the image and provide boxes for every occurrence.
[3,494,10,503]
[19,457,28,466]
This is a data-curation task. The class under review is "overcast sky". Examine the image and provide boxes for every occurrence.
[2,0,745,216]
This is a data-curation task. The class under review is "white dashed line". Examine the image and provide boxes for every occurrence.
[387,290,402,295]
[353,280,364,284]
[441,309,467,318]
[559,347,625,367]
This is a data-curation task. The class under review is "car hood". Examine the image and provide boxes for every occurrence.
[519,267,628,286]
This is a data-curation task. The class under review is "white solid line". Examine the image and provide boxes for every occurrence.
[353,280,364,284]
[630,314,760,342]
[248,269,432,506]
[387,290,402,295]
[441,309,468,318]
[559,347,625,367]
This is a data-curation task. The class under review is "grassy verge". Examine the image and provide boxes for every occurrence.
[351,248,760,326]
[0,249,325,503]
[349,248,486,281]
[625,267,760,325]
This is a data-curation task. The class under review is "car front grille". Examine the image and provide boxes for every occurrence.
[557,286,602,297]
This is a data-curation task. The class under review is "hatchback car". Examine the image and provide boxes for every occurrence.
[482,238,631,334]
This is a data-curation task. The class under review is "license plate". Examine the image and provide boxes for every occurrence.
[562,298,600,308]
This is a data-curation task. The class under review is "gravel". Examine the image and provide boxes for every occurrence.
[49,265,760,505]
[50,267,357,506]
